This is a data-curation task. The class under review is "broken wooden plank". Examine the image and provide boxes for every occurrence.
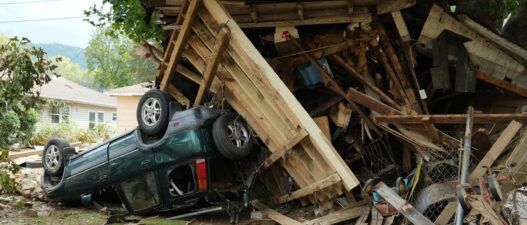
[251,200,303,225]
[421,116,440,143]
[469,120,522,180]
[346,88,402,115]
[376,0,415,14]
[374,182,434,225]
[304,205,370,225]
[375,113,527,124]
[276,174,341,204]
[193,26,230,107]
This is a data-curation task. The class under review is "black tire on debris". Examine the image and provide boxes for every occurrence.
[137,89,174,136]
[42,138,70,176]
[212,113,254,160]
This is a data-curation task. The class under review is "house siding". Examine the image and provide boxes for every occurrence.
[115,96,141,134]
[39,102,116,129]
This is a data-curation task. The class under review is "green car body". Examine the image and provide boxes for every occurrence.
[42,107,250,214]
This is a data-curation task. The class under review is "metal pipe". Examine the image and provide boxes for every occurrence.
[455,106,474,225]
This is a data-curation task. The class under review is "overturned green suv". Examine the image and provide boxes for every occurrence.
[41,90,260,218]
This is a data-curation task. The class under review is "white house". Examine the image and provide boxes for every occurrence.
[34,77,117,129]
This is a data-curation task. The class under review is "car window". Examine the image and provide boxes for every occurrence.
[121,172,159,211]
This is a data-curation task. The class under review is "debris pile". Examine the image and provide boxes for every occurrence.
[141,0,527,224]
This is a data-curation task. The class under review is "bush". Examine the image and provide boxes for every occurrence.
[32,121,115,145]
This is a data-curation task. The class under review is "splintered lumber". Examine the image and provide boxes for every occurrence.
[500,129,527,194]
[179,0,359,203]
[419,4,527,90]
[304,205,370,225]
[375,113,527,124]
[251,200,303,225]
[434,202,457,225]
[469,120,522,181]
[374,182,434,225]
[193,26,230,107]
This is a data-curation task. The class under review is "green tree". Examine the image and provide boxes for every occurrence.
[52,56,93,87]
[0,37,58,151]
[84,0,165,44]
[84,27,157,90]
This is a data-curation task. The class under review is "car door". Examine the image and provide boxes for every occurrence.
[108,133,155,182]
[65,143,110,191]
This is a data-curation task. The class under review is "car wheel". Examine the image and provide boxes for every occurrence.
[42,138,70,176]
[212,113,254,160]
[137,89,174,136]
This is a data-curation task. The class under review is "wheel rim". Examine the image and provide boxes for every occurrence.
[142,97,161,126]
[227,120,250,149]
[45,145,61,170]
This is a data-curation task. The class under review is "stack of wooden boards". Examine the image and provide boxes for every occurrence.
[143,0,527,224]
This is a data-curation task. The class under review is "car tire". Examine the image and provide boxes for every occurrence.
[137,89,174,136]
[212,113,254,160]
[42,138,70,176]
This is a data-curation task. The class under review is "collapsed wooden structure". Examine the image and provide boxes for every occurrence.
[142,0,527,224]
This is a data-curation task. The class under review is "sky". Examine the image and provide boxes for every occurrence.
[0,0,103,48]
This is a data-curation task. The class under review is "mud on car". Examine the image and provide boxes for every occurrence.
[41,89,263,221]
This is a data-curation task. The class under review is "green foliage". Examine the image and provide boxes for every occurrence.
[0,37,57,148]
[52,56,93,87]
[84,0,165,44]
[489,0,526,17]
[84,27,158,90]
[36,43,87,70]
[32,121,115,145]
[0,160,20,194]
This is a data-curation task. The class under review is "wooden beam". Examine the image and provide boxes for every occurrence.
[434,201,457,225]
[469,120,522,181]
[304,205,370,225]
[376,22,421,113]
[390,11,411,42]
[458,15,527,66]
[421,117,440,143]
[329,55,401,110]
[276,174,341,204]
[376,0,416,14]
[167,83,191,107]
[251,200,303,225]
[475,70,527,98]
[160,0,203,91]
[375,113,527,124]
[346,88,402,115]
[263,129,308,168]
[237,14,371,28]
[193,26,230,107]
[374,182,434,225]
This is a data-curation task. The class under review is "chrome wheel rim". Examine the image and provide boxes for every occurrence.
[45,145,61,170]
[142,97,161,126]
[227,120,250,148]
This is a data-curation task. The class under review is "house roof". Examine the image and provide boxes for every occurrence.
[35,77,117,108]
[105,82,153,96]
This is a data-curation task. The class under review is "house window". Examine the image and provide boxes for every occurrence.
[51,106,70,123]
[89,111,96,129]
[89,111,106,129]
[112,112,117,122]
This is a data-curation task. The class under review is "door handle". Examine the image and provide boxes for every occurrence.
[141,160,151,166]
